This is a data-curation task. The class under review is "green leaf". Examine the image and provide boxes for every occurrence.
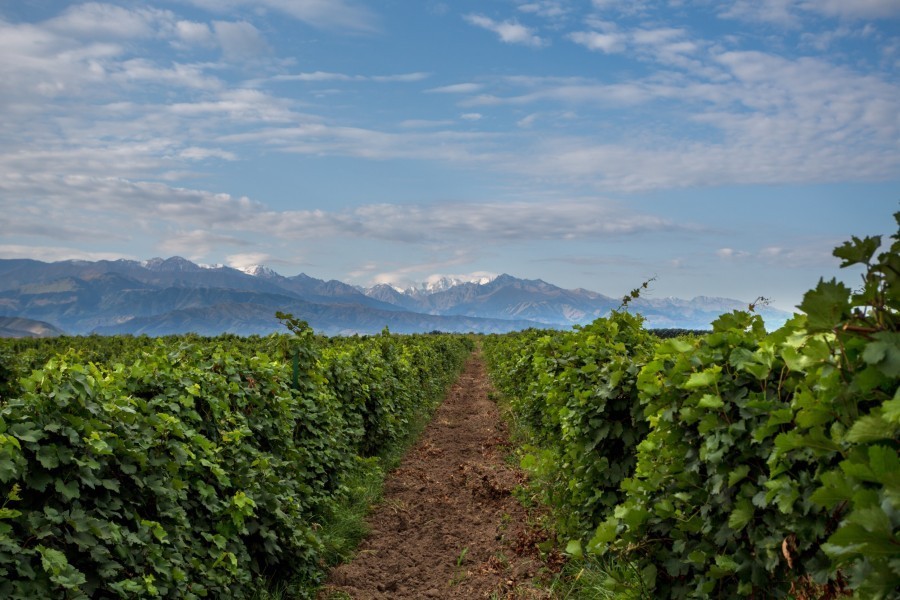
[688,550,707,564]
[728,499,754,531]
[0,507,22,520]
[798,279,851,331]
[711,554,739,576]
[590,520,618,547]
[565,539,583,559]
[826,518,898,557]
[862,332,900,378]
[883,391,900,424]
[728,465,750,487]
[684,367,721,390]
[833,235,882,267]
[810,471,854,508]
[54,479,80,501]
[141,519,168,543]
[37,545,87,589]
[728,348,756,372]
[867,444,900,486]
[36,445,59,469]
[660,338,694,354]
[796,404,835,428]
[697,394,724,409]
[846,414,896,443]
[847,505,893,536]
[8,423,43,443]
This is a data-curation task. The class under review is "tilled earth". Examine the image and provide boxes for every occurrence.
[318,353,561,599]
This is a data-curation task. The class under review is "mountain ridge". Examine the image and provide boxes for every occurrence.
[0,257,792,336]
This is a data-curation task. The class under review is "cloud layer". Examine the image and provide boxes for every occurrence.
[0,0,896,303]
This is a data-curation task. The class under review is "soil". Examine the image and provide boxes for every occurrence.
[318,352,562,599]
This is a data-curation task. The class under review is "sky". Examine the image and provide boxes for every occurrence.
[0,0,898,313]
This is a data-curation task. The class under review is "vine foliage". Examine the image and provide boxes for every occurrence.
[0,326,471,598]
[484,212,899,598]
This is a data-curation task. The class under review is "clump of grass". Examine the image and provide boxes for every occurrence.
[547,554,650,600]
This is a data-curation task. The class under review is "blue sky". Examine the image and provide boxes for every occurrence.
[0,1,898,313]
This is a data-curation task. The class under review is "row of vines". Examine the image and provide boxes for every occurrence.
[484,216,899,598]
[0,317,472,598]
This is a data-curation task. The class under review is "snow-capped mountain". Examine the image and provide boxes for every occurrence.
[408,274,497,295]
[361,273,790,329]
[239,264,280,278]
[0,257,793,336]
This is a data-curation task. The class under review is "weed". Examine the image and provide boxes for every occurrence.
[546,555,650,600]
[450,547,470,586]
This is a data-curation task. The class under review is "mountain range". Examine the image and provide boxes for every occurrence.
[0,257,791,336]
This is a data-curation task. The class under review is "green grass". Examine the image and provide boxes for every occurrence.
[545,555,651,600]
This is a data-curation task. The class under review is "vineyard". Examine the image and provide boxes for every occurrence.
[483,217,899,599]
[0,316,472,598]
[0,218,896,600]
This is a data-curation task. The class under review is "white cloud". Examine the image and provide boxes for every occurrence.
[46,2,172,39]
[631,27,687,46]
[371,72,430,83]
[114,59,222,90]
[274,71,355,82]
[212,21,269,60]
[719,0,798,26]
[460,113,483,121]
[256,199,678,243]
[517,2,568,19]
[716,248,751,259]
[568,30,626,53]
[570,22,700,57]
[178,147,238,161]
[464,14,548,47]
[568,24,702,70]
[217,123,495,163]
[462,82,658,108]
[0,245,138,262]
[179,0,378,32]
[0,19,120,103]
[802,0,900,19]
[720,0,900,25]
[168,88,298,122]
[0,171,677,249]
[716,244,839,268]
[757,244,838,267]
[274,71,429,82]
[589,0,655,16]
[226,252,278,270]
[173,20,215,47]
[425,82,484,94]
[517,113,540,127]
[158,230,253,259]
[399,119,456,129]
[458,31,900,191]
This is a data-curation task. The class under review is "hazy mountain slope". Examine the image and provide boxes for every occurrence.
[0,258,792,335]
[92,302,544,336]
[0,317,65,338]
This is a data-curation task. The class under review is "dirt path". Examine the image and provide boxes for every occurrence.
[319,352,559,600]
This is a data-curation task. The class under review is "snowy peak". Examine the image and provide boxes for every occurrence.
[239,264,280,279]
[401,273,498,296]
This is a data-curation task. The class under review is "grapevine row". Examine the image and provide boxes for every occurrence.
[0,320,472,598]
[484,215,899,599]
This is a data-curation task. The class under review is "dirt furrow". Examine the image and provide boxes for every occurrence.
[319,352,557,599]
